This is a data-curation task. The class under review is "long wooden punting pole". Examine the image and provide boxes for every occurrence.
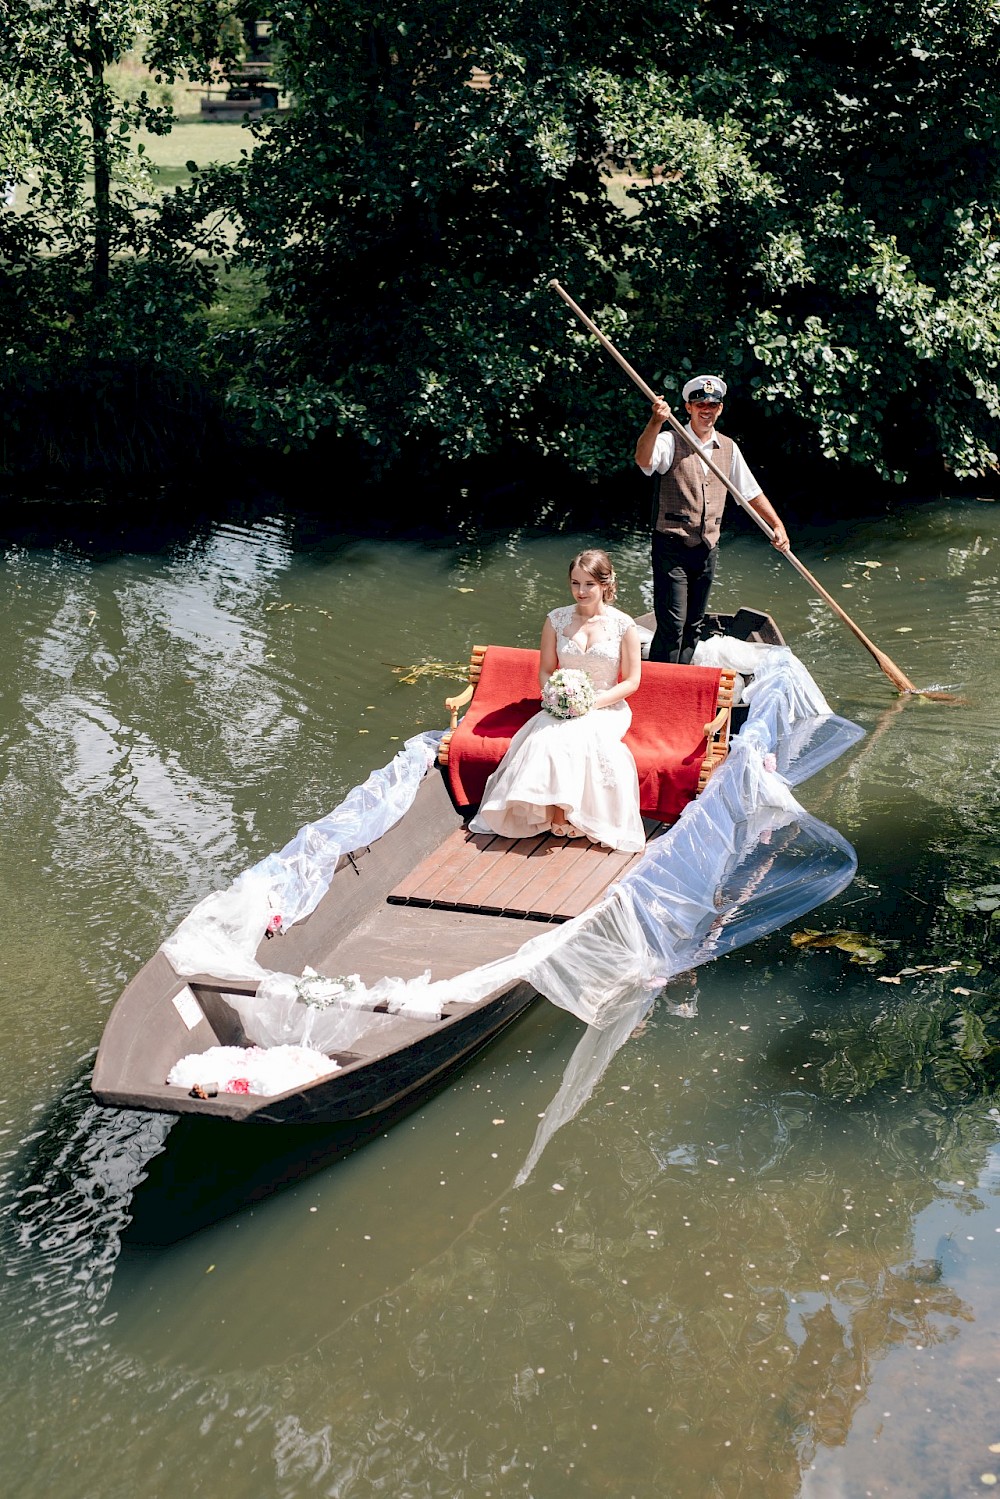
[549,278,923,696]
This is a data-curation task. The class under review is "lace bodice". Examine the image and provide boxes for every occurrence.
[548,605,635,695]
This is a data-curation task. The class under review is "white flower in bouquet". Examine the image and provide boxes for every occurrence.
[542,667,596,720]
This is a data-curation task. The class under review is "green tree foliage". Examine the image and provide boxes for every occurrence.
[201,2,743,470]
[639,0,1000,480]
[3,0,998,483]
[0,1,240,473]
[212,0,999,482]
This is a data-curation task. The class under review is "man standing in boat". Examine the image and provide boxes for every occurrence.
[635,375,790,663]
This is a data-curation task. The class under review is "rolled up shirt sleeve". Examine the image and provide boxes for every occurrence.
[639,431,675,477]
[729,441,762,502]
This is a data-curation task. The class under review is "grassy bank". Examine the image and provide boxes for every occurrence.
[138,116,257,191]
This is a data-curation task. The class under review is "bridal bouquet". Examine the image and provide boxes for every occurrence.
[542,668,596,719]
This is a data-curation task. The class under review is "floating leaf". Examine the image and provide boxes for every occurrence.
[945,884,1000,913]
[454,587,475,593]
[790,929,886,964]
[896,626,913,633]
[852,560,883,568]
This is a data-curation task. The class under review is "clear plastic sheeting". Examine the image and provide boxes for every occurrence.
[222,967,444,1054]
[513,644,864,1179]
[511,646,863,1031]
[515,1003,648,1187]
[162,730,442,981]
[156,643,863,1179]
[692,634,774,704]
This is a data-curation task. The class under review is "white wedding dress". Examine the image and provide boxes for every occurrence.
[468,605,645,853]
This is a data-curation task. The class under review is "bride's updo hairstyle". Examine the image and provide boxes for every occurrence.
[569,548,618,603]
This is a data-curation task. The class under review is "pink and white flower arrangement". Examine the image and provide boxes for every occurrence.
[167,1044,340,1097]
[542,668,596,720]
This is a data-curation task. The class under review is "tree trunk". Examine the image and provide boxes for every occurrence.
[88,23,112,298]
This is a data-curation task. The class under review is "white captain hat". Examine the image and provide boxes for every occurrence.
[682,374,727,403]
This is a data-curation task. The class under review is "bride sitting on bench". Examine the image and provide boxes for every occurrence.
[468,549,645,852]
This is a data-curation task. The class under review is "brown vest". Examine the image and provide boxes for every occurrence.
[652,431,734,548]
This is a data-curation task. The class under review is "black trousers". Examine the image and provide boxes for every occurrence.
[649,531,718,664]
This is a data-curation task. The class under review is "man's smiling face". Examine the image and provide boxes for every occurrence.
[685,397,723,440]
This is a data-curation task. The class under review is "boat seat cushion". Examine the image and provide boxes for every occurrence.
[627,660,724,823]
[445,646,541,811]
[445,645,723,824]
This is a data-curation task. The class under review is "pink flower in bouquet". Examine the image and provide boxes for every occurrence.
[265,913,284,937]
[226,1077,251,1094]
[762,752,777,773]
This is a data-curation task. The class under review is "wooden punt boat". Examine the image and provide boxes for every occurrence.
[92,608,787,1126]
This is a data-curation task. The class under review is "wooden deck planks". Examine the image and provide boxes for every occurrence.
[464,835,561,916]
[389,828,497,905]
[435,832,547,908]
[545,843,637,919]
[387,825,655,923]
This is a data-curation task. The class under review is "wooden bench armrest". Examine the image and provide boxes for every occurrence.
[442,644,489,732]
[444,683,475,729]
[696,670,737,793]
[703,705,731,741]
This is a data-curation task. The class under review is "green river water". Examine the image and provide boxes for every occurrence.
[0,493,998,1499]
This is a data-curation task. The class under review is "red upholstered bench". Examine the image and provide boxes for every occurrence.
[440,645,735,825]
